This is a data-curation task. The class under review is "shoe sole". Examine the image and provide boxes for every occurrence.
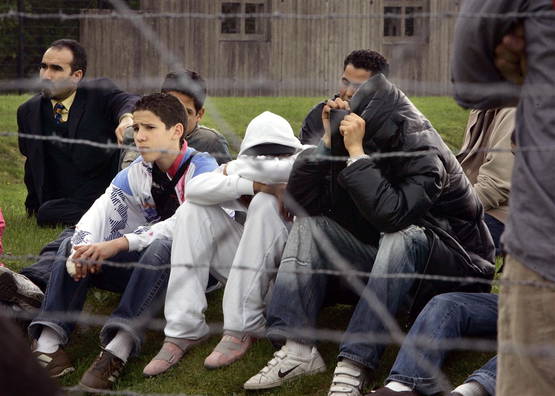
[143,362,178,378]
[0,271,42,309]
[204,344,252,370]
[52,366,75,378]
[204,353,243,370]
[243,364,326,390]
[77,382,111,392]
[143,336,210,378]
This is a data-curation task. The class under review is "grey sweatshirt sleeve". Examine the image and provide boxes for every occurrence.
[451,0,525,109]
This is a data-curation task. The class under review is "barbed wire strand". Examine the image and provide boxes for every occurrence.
[3,131,554,162]
[1,77,554,97]
[0,307,539,357]
[5,253,555,290]
[1,10,555,21]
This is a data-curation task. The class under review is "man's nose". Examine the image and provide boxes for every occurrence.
[135,129,146,141]
[41,69,53,80]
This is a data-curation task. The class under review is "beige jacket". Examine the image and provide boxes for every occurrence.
[457,108,516,223]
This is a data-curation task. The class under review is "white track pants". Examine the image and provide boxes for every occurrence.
[223,192,290,335]
[164,193,289,340]
[164,201,242,340]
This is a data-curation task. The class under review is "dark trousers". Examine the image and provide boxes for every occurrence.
[20,227,75,292]
[36,198,91,227]
[484,214,505,256]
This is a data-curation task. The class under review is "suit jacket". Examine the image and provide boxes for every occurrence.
[17,78,138,214]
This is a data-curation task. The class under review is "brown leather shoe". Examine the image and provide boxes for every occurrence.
[33,348,75,378]
[79,350,125,391]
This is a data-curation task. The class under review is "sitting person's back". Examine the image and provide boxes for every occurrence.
[457,107,515,255]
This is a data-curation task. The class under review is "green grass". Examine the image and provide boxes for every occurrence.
[0,94,493,395]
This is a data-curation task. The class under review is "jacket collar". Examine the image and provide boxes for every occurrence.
[351,74,403,151]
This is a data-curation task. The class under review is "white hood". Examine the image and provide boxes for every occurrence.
[238,111,302,156]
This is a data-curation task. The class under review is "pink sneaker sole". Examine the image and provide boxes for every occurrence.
[204,335,253,369]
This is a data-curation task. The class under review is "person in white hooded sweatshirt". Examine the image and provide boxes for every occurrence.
[141,111,312,376]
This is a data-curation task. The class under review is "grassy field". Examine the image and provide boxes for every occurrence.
[0,94,492,395]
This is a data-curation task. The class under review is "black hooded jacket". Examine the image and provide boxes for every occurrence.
[287,74,495,313]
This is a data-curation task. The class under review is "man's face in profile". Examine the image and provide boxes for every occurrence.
[339,64,373,102]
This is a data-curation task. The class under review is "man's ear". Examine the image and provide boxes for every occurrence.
[71,69,83,82]
[172,123,184,142]
[197,107,205,121]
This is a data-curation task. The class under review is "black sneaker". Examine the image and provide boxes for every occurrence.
[79,350,125,391]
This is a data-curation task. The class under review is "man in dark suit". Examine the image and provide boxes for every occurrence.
[18,39,137,227]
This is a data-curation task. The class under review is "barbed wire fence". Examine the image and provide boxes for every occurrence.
[0,2,554,395]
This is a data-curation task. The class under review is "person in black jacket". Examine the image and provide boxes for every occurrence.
[17,39,138,227]
[244,74,495,395]
[299,49,389,145]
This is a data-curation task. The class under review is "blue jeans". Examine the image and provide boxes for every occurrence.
[29,236,171,356]
[266,216,429,369]
[484,214,504,256]
[387,292,498,395]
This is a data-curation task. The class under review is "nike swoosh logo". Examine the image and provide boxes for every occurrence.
[278,364,301,378]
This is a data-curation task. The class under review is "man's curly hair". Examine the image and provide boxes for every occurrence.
[343,49,389,76]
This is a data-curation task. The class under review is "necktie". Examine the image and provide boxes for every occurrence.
[53,102,65,124]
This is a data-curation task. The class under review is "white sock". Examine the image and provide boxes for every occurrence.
[285,339,313,357]
[385,381,413,392]
[36,327,62,354]
[105,330,134,363]
[452,381,488,396]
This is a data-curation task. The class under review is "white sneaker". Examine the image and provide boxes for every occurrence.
[0,266,43,310]
[243,345,326,390]
[328,360,368,396]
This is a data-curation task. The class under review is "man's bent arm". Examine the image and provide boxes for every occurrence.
[338,154,446,233]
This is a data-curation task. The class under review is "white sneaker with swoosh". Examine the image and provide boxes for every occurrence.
[244,344,326,390]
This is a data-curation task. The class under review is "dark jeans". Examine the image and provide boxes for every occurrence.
[387,292,498,395]
[266,216,429,369]
[484,214,505,256]
[36,198,91,227]
[20,227,75,292]
[29,236,171,356]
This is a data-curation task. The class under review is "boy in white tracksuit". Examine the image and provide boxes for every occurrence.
[143,111,312,376]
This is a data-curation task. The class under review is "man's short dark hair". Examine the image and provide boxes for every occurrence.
[161,70,207,113]
[134,93,188,147]
[343,49,389,76]
[49,39,87,77]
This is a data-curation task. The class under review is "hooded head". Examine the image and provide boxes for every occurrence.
[239,111,303,157]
